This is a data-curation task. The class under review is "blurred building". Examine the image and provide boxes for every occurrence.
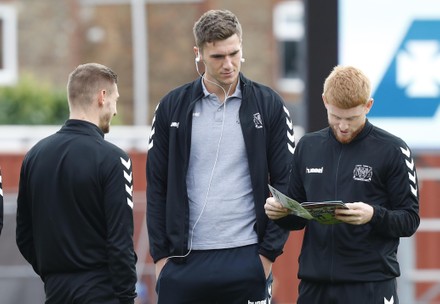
[0,0,305,125]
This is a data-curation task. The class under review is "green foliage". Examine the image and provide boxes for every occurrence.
[0,75,69,124]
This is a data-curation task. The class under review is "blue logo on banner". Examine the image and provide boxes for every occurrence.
[371,20,440,118]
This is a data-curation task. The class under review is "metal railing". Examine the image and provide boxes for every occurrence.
[398,168,440,304]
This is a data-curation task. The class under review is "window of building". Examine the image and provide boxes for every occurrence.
[273,1,304,93]
[0,5,18,85]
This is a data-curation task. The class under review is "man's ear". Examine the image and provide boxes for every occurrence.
[97,90,106,106]
[194,46,200,62]
[365,98,374,114]
[322,94,329,109]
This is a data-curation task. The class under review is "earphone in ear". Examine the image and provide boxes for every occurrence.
[240,57,245,63]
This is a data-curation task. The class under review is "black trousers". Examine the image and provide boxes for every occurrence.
[44,270,119,304]
[156,244,273,304]
[297,278,398,304]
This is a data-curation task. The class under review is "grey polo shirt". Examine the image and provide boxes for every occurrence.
[186,80,258,250]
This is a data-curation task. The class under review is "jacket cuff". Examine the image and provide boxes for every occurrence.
[258,247,283,263]
[370,205,384,227]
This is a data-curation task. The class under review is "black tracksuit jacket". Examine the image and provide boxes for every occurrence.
[146,73,295,263]
[16,120,137,303]
[276,120,420,282]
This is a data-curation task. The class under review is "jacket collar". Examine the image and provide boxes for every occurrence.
[60,119,105,139]
[329,119,373,144]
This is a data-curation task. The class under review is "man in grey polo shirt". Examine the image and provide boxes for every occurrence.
[147,9,295,304]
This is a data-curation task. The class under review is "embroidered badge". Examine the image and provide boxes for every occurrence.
[353,165,373,182]
[253,113,263,129]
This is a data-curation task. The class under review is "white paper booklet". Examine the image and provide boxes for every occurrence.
[268,185,348,224]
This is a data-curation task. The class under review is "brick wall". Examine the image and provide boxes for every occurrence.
[13,0,296,124]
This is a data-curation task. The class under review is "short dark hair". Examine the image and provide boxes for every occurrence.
[67,63,118,107]
[193,9,242,51]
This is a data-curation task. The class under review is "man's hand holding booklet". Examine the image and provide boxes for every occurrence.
[268,185,348,225]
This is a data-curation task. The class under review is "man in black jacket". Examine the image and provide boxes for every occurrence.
[265,65,420,304]
[147,9,294,304]
[16,63,137,304]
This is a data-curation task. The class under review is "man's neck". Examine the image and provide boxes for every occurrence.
[202,78,238,103]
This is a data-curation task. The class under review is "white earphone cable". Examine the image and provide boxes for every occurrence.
[167,59,232,260]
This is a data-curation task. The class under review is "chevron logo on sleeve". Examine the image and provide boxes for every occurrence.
[120,157,134,209]
[384,295,394,304]
[283,106,295,154]
[148,103,160,150]
[400,146,418,197]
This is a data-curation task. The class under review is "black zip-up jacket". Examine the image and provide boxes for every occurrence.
[146,73,294,263]
[276,120,420,282]
[16,120,137,303]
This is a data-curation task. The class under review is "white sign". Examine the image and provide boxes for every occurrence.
[339,0,440,150]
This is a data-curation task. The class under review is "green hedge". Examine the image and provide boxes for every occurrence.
[0,75,68,125]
